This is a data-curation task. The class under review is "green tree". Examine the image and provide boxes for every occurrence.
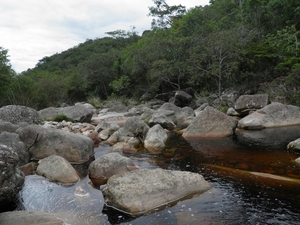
[0,47,14,105]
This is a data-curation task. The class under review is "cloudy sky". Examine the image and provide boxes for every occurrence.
[1,0,209,73]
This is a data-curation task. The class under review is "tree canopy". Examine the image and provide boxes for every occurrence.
[1,0,300,109]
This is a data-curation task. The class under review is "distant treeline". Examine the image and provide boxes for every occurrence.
[1,0,299,109]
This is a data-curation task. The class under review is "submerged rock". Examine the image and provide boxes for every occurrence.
[17,175,105,225]
[100,168,212,215]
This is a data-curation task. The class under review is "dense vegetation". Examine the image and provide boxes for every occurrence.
[1,0,300,109]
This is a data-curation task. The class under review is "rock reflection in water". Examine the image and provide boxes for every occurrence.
[17,175,106,225]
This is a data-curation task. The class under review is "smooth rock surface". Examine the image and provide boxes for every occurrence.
[144,124,168,154]
[100,168,212,215]
[36,155,80,184]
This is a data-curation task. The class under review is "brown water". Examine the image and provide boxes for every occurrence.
[14,133,300,225]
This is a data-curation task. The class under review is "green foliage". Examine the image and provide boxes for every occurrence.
[48,114,74,122]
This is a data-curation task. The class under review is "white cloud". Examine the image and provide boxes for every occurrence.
[0,0,209,72]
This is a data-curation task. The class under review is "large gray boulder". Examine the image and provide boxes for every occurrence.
[0,211,64,225]
[100,168,212,215]
[39,104,94,123]
[88,152,139,185]
[0,105,42,124]
[237,102,300,129]
[144,124,168,154]
[16,124,94,163]
[0,144,24,204]
[234,94,269,114]
[183,106,237,139]
[288,138,300,153]
[236,102,300,148]
[0,131,29,166]
[36,155,80,184]
[148,110,176,130]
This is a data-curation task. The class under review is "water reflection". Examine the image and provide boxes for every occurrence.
[13,133,300,225]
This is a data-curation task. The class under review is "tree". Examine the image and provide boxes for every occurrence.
[148,0,186,29]
[0,47,14,106]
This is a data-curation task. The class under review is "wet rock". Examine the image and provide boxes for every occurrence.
[235,94,269,115]
[0,211,64,225]
[144,124,168,154]
[0,144,24,204]
[0,105,42,124]
[16,124,94,163]
[100,168,212,215]
[112,142,138,154]
[148,110,176,130]
[36,155,80,185]
[88,152,139,185]
[0,131,29,166]
[287,138,300,153]
[17,175,105,225]
[183,106,237,139]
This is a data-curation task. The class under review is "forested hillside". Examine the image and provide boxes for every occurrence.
[1,0,300,109]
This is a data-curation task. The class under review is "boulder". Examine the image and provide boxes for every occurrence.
[148,110,176,130]
[109,102,128,113]
[36,155,80,184]
[0,211,64,225]
[0,121,19,133]
[158,102,181,113]
[16,124,94,163]
[287,139,300,153]
[112,142,138,154]
[0,144,24,204]
[237,102,300,129]
[91,112,127,126]
[140,108,155,123]
[100,168,212,215]
[0,131,29,166]
[236,126,300,148]
[0,105,42,124]
[227,107,240,117]
[174,90,193,107]
[88,152,139,185]
[38,107,59,121]
[60,104,94,123]
[234,94,269,115]
[144,124,168,154]
[176,106,195,129]
[183,106,237,139]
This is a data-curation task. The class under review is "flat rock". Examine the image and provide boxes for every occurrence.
[100,168,212,215]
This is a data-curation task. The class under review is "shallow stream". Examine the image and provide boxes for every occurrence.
[13,133,300,224]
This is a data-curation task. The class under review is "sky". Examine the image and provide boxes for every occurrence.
[0,0,210,73]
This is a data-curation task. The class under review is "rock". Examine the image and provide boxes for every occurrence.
[38,107,59,121]
[176,106,195,129]
[0,211,64,225]
[91,112,127,126]
[16,124,94,163]
[0,144,24,204]
[36,155,80,184]
[287,139,300,153]
[100,168,212,215]
[237,102,300,129]
[227,107,240,116]
[236,126,300,148]
[148,110,176,130]
[295,157,300,164]
[109,102,128,113]
[234,94,269,115]
[0,121,19,133]
[112,142,138,154]
[183,106,237,139]
[158,102,181,113]
[17,175,105,225]
[140,108,155,123]
[87,131,101,147]
[144,124,168,154]
[174,90,193,107]
[220,88,240,107]
[0,105,42,124]
[60,104,94,123]
[0,131,29,166]
[88,152,139,185]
